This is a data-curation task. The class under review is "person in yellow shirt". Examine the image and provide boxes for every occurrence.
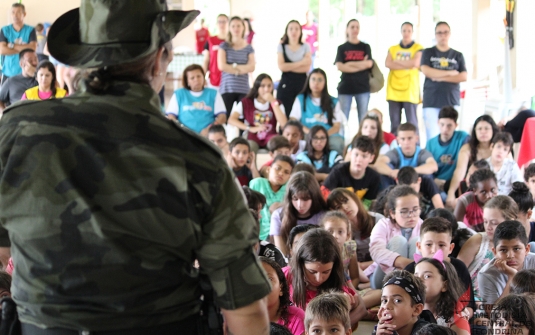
[385,22,423,135]
[21,60,67,100]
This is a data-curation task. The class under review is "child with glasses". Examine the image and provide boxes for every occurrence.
[368,185,423,289]
[295,125,342,183]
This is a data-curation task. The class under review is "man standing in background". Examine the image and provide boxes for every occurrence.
[195,18,210,55]
[0,3,37,83]
[420,21,467,141]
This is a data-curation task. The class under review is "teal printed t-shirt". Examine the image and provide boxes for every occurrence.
[250,178,287,241]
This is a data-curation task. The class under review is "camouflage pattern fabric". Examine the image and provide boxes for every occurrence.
[0,80,270,330]
[48,1,199,68]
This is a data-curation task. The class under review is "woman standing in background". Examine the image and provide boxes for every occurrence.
[385,22,423,135]
[276,20,311,117]
[335,19,374,123]
[217,16,255,117]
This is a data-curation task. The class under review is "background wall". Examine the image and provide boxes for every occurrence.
[0,0,198,53]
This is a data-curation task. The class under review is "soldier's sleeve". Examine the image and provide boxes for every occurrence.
[196,164,271,310]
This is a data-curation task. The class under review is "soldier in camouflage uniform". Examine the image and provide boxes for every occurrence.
[0,1,271,334]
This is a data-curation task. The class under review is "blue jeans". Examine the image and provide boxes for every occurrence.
[423,106,460,140]
[338,92,370,122]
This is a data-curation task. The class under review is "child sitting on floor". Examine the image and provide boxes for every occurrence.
[374,270,429,335]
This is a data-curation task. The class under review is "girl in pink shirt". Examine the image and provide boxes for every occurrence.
[260,256,305,335]
[369,185,423,289]
[284,229,367,328]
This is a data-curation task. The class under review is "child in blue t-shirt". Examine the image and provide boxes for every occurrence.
[289,68,345,155]
[426,106,469,192]
[250,155,295,240]
[296,125,342,183]
[375,123,438,187]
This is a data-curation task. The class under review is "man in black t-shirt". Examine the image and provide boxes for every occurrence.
[0,48,37,113]
[323,136,380,208]
[421,21,467,141]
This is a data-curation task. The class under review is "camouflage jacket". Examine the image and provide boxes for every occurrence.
[0,80,270,330]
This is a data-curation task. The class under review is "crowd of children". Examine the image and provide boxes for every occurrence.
[216,100,535,334]
[164,19,535,333]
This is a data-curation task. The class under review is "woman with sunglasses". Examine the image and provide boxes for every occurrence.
[420,21,467,141]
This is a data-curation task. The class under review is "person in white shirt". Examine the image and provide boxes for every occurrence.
[485,132,523,195]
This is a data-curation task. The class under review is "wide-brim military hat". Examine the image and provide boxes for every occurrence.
[48,0,199,68]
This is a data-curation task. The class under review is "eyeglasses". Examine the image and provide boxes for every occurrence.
[312,136,327,142]
[397,207,421,218]
[435,31,450,36]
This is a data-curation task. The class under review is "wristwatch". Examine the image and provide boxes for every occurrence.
[8,43,14,49]
[246,125,250,131]
[232,63,237,69]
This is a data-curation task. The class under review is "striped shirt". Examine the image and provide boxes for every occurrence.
[219,42,254,94]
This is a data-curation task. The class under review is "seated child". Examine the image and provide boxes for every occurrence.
[426,208,473,259]
[458,196,519,303]
[207,124,229,157]
[510,268,535,294]
[374,270,429,335]
[369,186,423,289]
[486,132,523,195]
[404,217,475,319]
[525,163,535,203]
[242,186,287,267]
[327,188,385,281]
[296,125,342,183]
[260,136,292,178]
[478,220,535,307]
[320,211,362,289]
[414,252,470,334]
[425,106,469,192]
[269,323,293,335]
[282,120,306,161]
[286,224,319,260]
[454,169,498,232]
[490,294,535,335]
[365,108,396,146]
[285,229,367,325]
[322,136,381,207]
[260,257,305,335]
[397,166,444,218]
[226,137,260,186]
[270,171,327,256]
[251,155,295,240]
[304,292,353,335]
[508,182,535,245]
[375,123,438,187]
[345,115,390,163]
[454,159,490,198]
[291,162,315,176]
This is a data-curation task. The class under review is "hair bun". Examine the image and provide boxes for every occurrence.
[512,181,529,193]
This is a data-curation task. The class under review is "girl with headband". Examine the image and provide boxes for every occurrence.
[414,250,470,335]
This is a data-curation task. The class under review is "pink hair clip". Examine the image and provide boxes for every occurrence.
[413,249,446,269]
